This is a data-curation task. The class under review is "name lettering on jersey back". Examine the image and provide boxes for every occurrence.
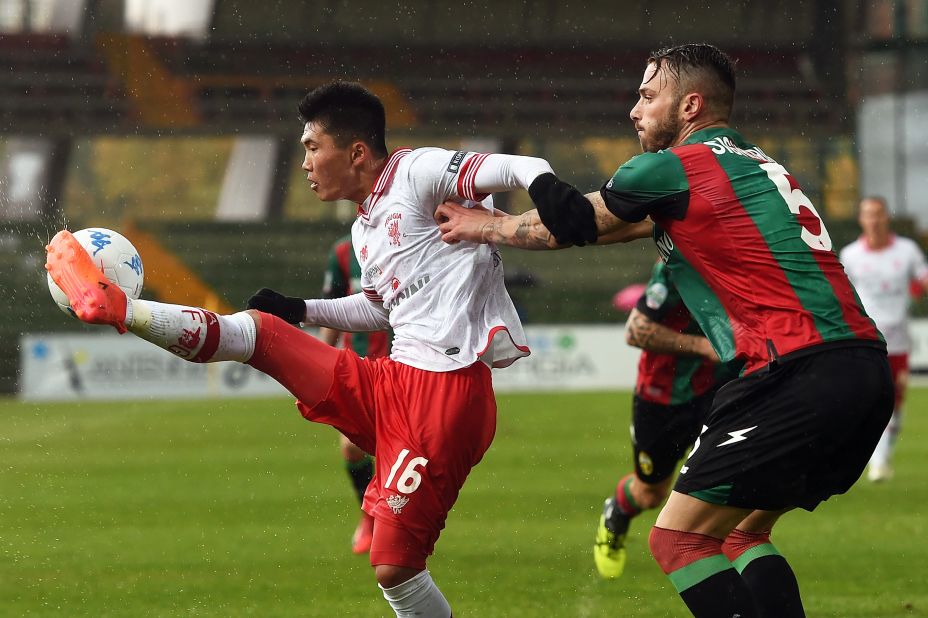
[385,275,431,311]
[703,136,773,163]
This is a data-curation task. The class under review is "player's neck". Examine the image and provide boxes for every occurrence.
[354,156,389,203]
[865,231,891,250]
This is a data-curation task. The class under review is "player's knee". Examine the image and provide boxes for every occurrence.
[375,564,422,589]
[648,526,723,574]
[636,484,670,510]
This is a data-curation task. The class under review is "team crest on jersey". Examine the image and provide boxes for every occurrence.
[360,245,368,262]
[391,277,400,291]
[385,212,403,246]
[386,494,409,514]
[645,282,668,310]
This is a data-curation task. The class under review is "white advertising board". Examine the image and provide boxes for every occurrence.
[19,325,641,401]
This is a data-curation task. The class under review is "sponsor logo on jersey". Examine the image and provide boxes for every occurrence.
[364,264,383,285]
[385,275,431,310]
[447,150,467,174]
[645,282,669,310]
[445,347,460,355]
[386,494,409,514]
[655,229,674,263]
[386,212,403,246]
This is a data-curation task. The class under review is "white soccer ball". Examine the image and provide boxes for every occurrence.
[47,227,144,317]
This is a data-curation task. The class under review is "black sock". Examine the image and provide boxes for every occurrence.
[739,555,805,618]
[346,455,374,503]
[678,569,759,617]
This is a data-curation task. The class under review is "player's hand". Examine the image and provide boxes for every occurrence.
[246,288,306,324]
[434,200,497,244]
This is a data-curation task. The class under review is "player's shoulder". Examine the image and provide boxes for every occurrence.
[839,238,865,257]
[607,150,687,192]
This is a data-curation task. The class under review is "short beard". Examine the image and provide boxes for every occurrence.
[640,92,684,153]
[641,112,682,153]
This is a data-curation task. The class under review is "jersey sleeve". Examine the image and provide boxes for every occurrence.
[601,151,690,222]
[635,261,681,322]
[908,240,928,282]
[405,148,553,213]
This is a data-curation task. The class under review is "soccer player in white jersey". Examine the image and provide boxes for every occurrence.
[840,196,928,481]
[46,81,557,617]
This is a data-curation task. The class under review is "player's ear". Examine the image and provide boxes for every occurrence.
[350,140,367,165]
[681,92,703,120]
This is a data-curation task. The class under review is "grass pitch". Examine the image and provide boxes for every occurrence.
[2,390,926,617]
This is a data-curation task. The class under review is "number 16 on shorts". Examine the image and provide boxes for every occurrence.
[385,448,429,495]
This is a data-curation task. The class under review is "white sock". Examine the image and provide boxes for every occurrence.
[126,299,256,362]
[379,570,451,618]
[869,409,901,468]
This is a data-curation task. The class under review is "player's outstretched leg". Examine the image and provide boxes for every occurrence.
[47,229,257,364]
[46,230,128,332]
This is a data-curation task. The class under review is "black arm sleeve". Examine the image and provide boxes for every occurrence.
[601,183,691,223]
[529,173,599,247]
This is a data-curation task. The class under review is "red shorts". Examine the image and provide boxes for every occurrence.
[248,313,497,569]
[888,353,909,408]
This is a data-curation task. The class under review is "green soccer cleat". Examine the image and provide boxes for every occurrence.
[593,496,630,579]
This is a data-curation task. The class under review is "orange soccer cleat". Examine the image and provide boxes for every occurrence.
[45,230,128,333]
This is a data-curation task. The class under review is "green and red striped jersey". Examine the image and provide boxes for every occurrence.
[603,127,882,374]
[635,260,740,405]
[322,234,391,359]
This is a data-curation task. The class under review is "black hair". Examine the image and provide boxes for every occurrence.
[648,43,737,118]
[298,82,388,157]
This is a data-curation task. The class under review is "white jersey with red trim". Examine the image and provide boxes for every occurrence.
[352,147,544,371]
[840,234,928,353]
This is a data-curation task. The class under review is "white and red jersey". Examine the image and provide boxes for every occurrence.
[840,234,928,354]
[323,147,550,371]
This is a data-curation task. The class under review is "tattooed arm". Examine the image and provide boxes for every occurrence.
[434,191,651,250]
[625,307,719,361]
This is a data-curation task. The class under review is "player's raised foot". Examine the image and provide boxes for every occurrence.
[45,230,128,333]
[351,512,374,554]
[594,496,630,579]
[867,463,894,483]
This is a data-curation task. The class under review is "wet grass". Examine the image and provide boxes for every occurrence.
[1,390,925,617]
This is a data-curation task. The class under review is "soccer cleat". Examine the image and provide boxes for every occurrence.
[45,230,128,333]
[594,496,630,579]
[351,512,374,554]
[867,464,894,483]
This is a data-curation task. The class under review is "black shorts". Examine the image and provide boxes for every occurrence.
[673,345,893,511]
[632,389,716,484]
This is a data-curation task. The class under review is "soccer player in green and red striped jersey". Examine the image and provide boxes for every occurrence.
[595,261,740,580]
[436,43,893,618]
[319,233,391,555]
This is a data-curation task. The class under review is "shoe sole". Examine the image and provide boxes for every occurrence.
[46,230,127,333]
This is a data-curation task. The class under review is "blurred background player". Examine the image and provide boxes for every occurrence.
[595,261,738,579]
[839,196,928,482]
[319,232,391,553]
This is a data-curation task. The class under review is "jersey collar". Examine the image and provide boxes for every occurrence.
[682,126,744,146]
[357,148,412,222]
